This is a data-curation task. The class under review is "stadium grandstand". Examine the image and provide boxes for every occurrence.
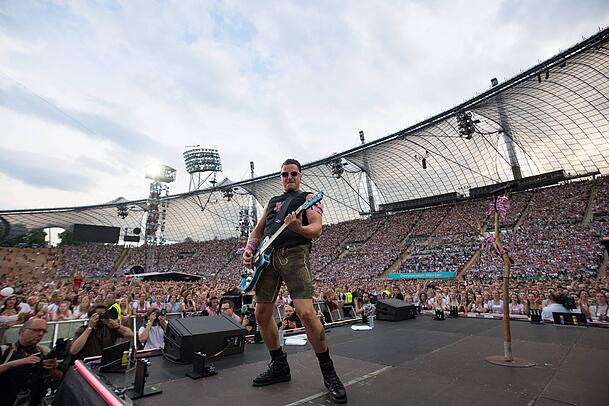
[1,26,609,406]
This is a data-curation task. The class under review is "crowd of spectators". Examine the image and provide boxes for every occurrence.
[3,271,608,329]
[1,177,608,334]
[522,180,592,227]
[594,175,609,218]
[399,236,479,274]
[55,244,122,277]
[12,177,599,285]
[122,239,238,275]
[0,247,57,278]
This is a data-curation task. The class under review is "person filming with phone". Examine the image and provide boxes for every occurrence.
[0,318,63,406]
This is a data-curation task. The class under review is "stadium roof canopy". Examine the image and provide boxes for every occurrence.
[2,28,609,242]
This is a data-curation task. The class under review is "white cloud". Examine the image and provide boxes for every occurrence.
[1,0,608,209]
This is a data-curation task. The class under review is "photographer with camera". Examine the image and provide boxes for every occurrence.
[69,303,133,360]
[355,292,375,323]
[138,308,167,350]
[0,318,63,406]
[278,305,302,330]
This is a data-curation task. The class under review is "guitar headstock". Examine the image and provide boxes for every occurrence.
[302,191,324,210]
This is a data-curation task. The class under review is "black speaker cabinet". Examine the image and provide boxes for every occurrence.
[376,299,417,321]
[164,315,246,362]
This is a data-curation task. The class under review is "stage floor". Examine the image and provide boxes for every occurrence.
[115,317,609,406]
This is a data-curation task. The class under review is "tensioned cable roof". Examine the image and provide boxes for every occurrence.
[2,28,609,242]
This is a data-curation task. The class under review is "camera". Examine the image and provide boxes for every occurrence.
[99,306,119,320]
[42,338,68,363]
[563,295,577,310]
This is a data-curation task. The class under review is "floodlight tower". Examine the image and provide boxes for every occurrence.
[144,164,176,272]
[183,147,223,191]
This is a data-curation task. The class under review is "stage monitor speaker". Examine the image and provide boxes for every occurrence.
[164,316,246,362]
[376,299,416,321]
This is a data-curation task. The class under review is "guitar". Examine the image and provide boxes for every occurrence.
[240,191,324,293]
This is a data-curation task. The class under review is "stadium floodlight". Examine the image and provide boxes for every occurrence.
[328,157,345,178]
[456,111,480,139]
[183,147,222,174]
[145,164,176,183]
[223,188,234,201]
[183,147,223,192]
[117,205,129,219]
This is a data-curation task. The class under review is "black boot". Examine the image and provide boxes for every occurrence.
[252,353,291,387]
[320,360,347,404]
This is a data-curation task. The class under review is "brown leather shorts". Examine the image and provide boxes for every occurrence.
[254,244,313,303]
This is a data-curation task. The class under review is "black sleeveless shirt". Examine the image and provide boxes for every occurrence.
[263,190,311,249]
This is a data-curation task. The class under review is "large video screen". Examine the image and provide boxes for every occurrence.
[73,224,120,244]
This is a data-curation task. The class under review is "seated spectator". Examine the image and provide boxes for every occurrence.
[447,291,460,311]
[72,296,91,320]
[33,302,49,321]
[589,292,609,322]
[182,293,197,313]
[17,296,36,317]
[432,290,447,310]
[221,300,241,324]
[278,305,301,330]
[486,291,503,314]
[0,295,24,329]
[1,294,20,318]
[46,291,61,317]
[118,297,131,326]
[541,292,571,321]
[131,293,150,316]
[138,308,167,350]
[416,292,430,310]
[471,294,487,313]
[524,292,543,314]
[205,297,220,316]
[165,295,181,314]
[52,300,72,321]
[0,318,63,406]
[576,290,591,321]
[463,293,475,313]
[69,303,134,360]
[509,294,525,315]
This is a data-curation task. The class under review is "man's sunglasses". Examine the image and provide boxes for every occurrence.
[281,171,300,178]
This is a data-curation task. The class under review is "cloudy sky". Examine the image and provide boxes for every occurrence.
[1,0,608,210]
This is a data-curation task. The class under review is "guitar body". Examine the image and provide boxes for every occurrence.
[241,238,272,293]
[240,191,324,293]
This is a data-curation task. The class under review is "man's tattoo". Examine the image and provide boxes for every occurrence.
[319,330,326,342]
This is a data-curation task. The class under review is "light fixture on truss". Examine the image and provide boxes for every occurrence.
[414,151,430,169]
[117,205,129,219]
[328,157,346,178]
[223,188,234,202]
[456,111,480,139]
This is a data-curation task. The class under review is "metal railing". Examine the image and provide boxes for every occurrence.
[0,301,360,348]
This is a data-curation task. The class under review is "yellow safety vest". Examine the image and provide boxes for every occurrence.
[344,292,353,304]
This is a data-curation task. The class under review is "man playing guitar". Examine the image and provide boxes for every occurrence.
[242,159,347,404]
